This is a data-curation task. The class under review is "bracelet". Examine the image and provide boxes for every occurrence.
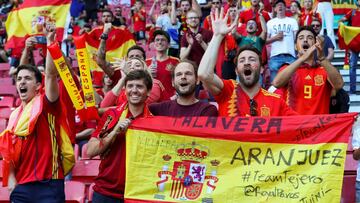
[100,33,108,40]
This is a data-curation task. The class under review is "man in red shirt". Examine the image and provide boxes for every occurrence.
[198,9,296,117]
[146,30,179,100]
[3,25,74,202]
[87,70,153,203]
[299,0,321,26]
[238,0,270,36]
[131,0,146,44]
[180,10,213,65]
[202,0,222,31]
[272,27,344,114]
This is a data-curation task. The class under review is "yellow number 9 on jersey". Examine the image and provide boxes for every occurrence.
[304,85,312,99]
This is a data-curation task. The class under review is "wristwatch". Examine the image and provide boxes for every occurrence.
[100,33,108,40]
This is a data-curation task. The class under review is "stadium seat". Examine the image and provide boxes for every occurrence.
[87,182,95,203]
[0,78,13,86]
[0,107,11,119]
[74,144,79,161]
[65,181,86,203]
[341,175,356,203]
[0,119,7,132]
[0,96,15,108]
[0,63,9,78]
[72,160,100,184]
[0,85,17,97]
[0,185,9,203]
[345,153,358,175]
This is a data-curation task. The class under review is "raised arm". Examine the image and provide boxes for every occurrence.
[45,23,59,102]
[96,23,114,78]
[170,0,177,25]
[19,37,36,66]
[192,0,202,18]
[198,8,237,95]
[272,45,317,88]
[259,11,267,41]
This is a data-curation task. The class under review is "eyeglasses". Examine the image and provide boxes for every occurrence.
[212,1,221,4]
[312,24,321,28]
[250,99,258,116]
[187,17,199,20]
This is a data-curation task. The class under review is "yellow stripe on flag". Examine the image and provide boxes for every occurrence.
[126,129,347,202]
[5,4,70,37]
[339,22,360,45]
[76,48,96,107]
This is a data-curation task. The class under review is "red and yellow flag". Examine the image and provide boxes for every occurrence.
[5,0,71,51]
[85,26,135,69]
[125,114,356,202]
[338,22,360,52]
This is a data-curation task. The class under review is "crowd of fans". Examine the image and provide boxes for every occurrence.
[1,0,360,202]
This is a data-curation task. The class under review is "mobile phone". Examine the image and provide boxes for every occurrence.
[35,36,47,44]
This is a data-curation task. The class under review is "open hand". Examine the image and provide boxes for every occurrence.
[211,8,237,36]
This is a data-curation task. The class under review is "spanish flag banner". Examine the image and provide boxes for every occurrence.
[125,114,356,203]
[338,22,360,52]
[5,0,71,51]
[85,26,135,70]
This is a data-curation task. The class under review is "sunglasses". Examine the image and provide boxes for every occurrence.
[250,99,258,116]
[212,1,221,4]
[312,24,321,28]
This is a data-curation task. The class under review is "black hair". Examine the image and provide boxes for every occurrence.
[124,69,153,91]
[16,64,42,83]
[291,0,301,10]
[153,30,171,43]
[127,45,146,60]
[102,9,114,18]
[295,26,317,42]
[236,45,263,65]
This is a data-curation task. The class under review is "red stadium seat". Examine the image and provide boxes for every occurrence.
[74,144,79,161]
[0,78,13,86]
[345,153,358,175]
[87,182,95,203]
[341,175,356,203]
[0,96,15,108]
[72,160,100,185]
[0,85,17,97]
[65,181,86,203]
[0,119,7,132]
[0,185,9,203]
[0,108,11,119]
[0,63,9,78]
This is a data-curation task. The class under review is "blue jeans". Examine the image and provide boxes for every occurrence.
[350,50,359,94]
[356,181,360,202]
[269,54,296,82]
[10,180,65,203]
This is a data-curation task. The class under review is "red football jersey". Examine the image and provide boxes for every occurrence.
[279,64,332,115]
[214,79,297,117]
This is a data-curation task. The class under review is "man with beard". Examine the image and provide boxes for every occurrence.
[149,60,218,116]
[87,70,153,202]
[238,0,270,36]
[180,10,212,66]
[272,27,344,115]
[198,9,296,117]
[146,30,179,100]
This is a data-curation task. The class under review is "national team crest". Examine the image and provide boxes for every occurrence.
[155,142,219,201]
[314,75,324,86]
[31,10,56,34]
[260,106,270,116]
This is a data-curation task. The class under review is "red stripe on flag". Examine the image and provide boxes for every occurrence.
[129,113,356,144]
[17,0,71,9]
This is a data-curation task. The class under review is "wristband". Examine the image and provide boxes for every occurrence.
[100,33,108,40]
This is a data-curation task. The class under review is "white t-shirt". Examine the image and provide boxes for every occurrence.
[267,17,299,58]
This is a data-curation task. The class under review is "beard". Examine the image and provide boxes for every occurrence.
[239,70,260,88]
[175,83,196,97]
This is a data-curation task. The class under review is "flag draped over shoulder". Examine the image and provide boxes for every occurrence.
[338,22,360,52]
[125,114,356,203]
[85,26,135,68]
[5,0,71,51]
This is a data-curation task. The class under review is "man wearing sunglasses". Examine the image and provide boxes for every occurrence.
[202,0,222,30]
[310,18,334,62]
[198,9,296,117]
